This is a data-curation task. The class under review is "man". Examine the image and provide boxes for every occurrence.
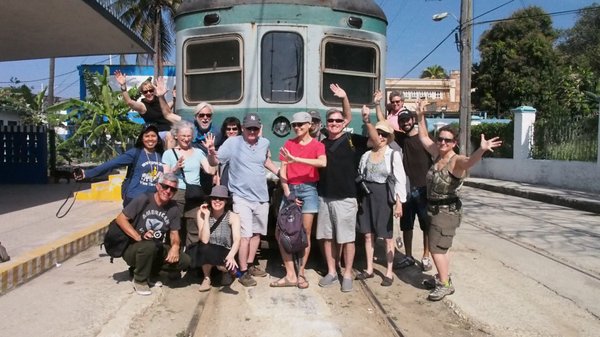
[206,113,278,287]
[374,91,433,270]
[308,110,327,141]
[316,84,378,292]
[385,90,405,132]
[116,173,191,296]
[192,102,223,153]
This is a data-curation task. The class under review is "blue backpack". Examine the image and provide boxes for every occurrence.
[277,195,308,254]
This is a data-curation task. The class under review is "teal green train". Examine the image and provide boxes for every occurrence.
[174,0,388,153]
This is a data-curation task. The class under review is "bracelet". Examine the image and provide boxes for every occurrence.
[120,85,127,91]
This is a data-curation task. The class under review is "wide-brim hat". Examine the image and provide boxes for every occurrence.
[209,185,230,199]
[375,121,395,143]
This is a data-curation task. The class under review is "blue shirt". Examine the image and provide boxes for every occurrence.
[162,148,207,190]
[217,136,270,202]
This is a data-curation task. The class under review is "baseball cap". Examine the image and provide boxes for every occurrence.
[243,113,261,128]
[398,108,413,120]
[308,110,321,121]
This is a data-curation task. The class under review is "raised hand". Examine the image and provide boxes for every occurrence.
[155,77,167,97]
[114,70,126,86]
[361,105,371,122]
[373,90,383,104]
[279,147,296,163]
[329,83,347,99]
[202,132,216,155]
[480,134,503,152]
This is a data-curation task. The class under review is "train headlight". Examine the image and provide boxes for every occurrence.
[272,116,291,137]
[347,16,363,29]
[204,14,220,26]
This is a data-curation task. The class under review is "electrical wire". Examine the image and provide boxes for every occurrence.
[400,27,458,79]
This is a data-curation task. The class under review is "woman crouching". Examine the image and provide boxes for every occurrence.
[194,185,241,291]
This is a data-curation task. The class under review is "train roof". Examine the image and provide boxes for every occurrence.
[176,0,387,23]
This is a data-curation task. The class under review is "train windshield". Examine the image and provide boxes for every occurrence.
[261,32,304,103]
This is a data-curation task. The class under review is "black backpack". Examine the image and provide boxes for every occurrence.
[102,195,150,262]
[277,196,308,254]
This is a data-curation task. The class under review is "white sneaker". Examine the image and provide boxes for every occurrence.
[421,257,433,271]
[133,281,152,296]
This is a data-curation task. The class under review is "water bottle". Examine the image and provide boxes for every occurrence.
[229,266,243,278]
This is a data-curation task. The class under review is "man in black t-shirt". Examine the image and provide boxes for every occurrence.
[316,85,378,292]
[116,173,191,295]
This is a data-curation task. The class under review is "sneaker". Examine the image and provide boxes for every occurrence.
[423,274,452,290]
[341,277,353,292]
[149,279,163,288]
[421,257,433,271]
[318,273,339,288]
[221,272,234,286]
[199,277,211,292]
[428,281,455,301]
[394,237,403,251]
[393,256,415,269]
[133,281,152,296]
[238,271,257,287]
[248,265,267,277]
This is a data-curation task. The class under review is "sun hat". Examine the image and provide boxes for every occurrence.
[291,112,311,124]
[209,185,230,199]
[375,121,395,143]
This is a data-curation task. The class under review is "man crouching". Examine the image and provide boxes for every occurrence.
[116,172,191,295]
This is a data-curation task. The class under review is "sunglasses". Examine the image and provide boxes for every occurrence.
[142,89,155,94]
[226,127,238,131]
[196,113,212,118]
[391,100,403,104]
[291,122,307,128]
[159,183,178,193]
[246,127,260,132]
[377,131,390,137]
[211,197,227,201]
[437,137,455,144]
[327,118,344,124]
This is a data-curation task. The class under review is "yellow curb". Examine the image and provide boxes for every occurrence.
[0,217,114,296]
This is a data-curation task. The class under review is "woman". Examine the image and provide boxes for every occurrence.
[75,124,165,206]
[115,71,178,144]
[271,111,326,289]
[194,185,241,291]
[163,121,217,245]
[356,121,407,287]
[415,99,501,301]
[214,117,242,187]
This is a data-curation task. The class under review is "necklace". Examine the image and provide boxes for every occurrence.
[145,150,158,179]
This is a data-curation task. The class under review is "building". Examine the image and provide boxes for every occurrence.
[385,70,460,117]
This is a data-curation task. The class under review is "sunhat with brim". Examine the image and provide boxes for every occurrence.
[209,185,230,199]
[291,112,311,124]
[375,121,395,144]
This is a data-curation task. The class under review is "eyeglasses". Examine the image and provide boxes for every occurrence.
[159,183,178,193]
[327,118,344,124]
[226,127,238,131]
[142,89,155,94]
[377,131,390,137]
[436,137,455,144]
[291,122,307,128]
[391,100,403,104]
[246,127,260,132]
[196,113,212,118]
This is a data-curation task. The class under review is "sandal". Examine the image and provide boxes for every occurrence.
[297,275,309,289]
[270,277,297,288]
[355,271,374,280]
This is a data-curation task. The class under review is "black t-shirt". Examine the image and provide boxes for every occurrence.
[141,98,171,132]
[395,132,432,188]
[123,193,181,242]
[318,133,369,198]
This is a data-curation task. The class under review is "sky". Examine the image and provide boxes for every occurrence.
[0,0,597,99]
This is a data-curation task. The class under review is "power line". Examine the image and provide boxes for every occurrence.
[0,57,111,84]
[400,27,458,79]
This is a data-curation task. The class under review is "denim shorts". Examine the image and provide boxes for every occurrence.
[284,182,319,214]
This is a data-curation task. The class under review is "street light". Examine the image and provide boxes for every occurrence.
[433,0,473,155]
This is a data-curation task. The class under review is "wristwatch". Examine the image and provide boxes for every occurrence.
[120,85,127,91]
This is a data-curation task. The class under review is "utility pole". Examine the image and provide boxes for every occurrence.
[459,0,472,155]
[47,57,55,109]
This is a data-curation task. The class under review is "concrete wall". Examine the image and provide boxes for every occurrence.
[470,158,600,193]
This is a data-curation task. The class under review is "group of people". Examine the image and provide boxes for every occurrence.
[77,75,501,301]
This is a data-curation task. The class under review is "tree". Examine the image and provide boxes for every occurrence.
[472,6,560,116]
[0,80,47,126]
[111,0,182,79]
[558,4,600,77]
[420,65,448,79]
[48,66,142,162]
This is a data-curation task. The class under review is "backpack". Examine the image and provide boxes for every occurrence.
[277,196,308,254]
[102,194,150,262]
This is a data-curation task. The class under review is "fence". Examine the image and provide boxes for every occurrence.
[0,125,48,184]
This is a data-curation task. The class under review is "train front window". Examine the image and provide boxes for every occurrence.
[184,36,242,103]
[322,41,379,105]
[261,32,304,103]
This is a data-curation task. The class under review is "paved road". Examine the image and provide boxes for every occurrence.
[0,185,598,336]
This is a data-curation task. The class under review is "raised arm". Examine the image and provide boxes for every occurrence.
[361,105,379,147]
[415,99,437,157]
[330,84,351,123]
[455,134,502,171]
[155,77,181,123]
[373,90,386,122]
[115,70,146,113]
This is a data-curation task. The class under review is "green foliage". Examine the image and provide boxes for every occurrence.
[420,65,448,79]
[48,66,142,163]
[470,122,514,158]
[558,4,600,77]
[0,83,48,126]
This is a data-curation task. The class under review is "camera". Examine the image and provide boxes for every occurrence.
[73,167,84,180]
[355,174,371,195]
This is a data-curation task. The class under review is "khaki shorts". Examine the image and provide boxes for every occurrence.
[428,206,462,254]
[316,197,357,244]
[233,196,269,237]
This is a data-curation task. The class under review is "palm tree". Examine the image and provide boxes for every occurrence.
[111,0,182,80]
[420,65,448,79]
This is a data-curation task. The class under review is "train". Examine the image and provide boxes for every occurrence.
[173,0,388,152]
